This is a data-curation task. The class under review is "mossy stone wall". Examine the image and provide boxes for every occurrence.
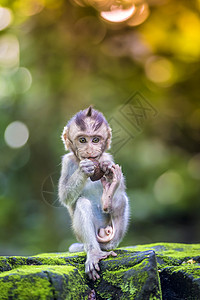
[0,243,200,299]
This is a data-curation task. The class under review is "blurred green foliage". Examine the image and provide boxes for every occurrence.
[0,0,199,255]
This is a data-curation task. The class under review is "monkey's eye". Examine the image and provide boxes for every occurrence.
[92,137,100,143]
[79,137,87,143]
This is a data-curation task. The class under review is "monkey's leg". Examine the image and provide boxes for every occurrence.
[101,183,116,213]
[101,165,122,213]
[100,166,129,251]
[72,197,117,280]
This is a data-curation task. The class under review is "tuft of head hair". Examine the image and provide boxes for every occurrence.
[71,106,107,132]
[86,105,93,117]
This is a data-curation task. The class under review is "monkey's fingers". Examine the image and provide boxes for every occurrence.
[86,263,100,281]
[111,165,122,182]
[87,166,95,173]
[100,161,114,175]
[80,165,95,177]
[80,159,95,167]
[108,250,117,257]
[88,270,99,281]
[90,269,100,281]
[94,262,100,272]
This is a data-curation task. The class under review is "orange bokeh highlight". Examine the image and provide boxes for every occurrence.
[100,4,135,23]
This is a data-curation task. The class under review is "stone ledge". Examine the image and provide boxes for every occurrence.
[0,243,200,299]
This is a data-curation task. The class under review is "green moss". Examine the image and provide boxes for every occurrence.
[123,243,200,259]
[32,256,67,265]
[121,243,199,300]
[34,251,85,258]
[7,256,26,265]
[122,243,200,269]
[0,264,76,277]
[33,252,86,271]
[0,256,26,271]
[95,248,163,299]
[0,251,87,274]
[165,264,200,279]
[1,243,199,299]
[121,279,138,296]
[0,258,12,272]
[100,260,149,299]
[0,265,89,300]
[0,271,52,299]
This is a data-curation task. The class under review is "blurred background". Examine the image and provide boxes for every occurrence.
[0,0,200,255]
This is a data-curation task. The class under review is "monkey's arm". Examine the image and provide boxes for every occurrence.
[58,154,94,206]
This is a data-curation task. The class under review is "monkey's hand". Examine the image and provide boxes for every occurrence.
[79,159,95,177]
[85,249,117,281]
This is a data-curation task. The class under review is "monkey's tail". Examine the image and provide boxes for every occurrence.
[96,221,115,243]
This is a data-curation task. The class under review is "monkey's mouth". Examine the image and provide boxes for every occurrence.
[81,156,98,159]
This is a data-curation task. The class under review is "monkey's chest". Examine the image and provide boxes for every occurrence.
[80,179,103,204]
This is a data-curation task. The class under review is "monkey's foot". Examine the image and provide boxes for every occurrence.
[69,243,84,253]
[85,249,117,281]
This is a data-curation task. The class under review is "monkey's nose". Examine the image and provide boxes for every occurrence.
[86,150,96,158]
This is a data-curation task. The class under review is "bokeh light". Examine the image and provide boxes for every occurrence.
[0,7,13,31]
[154,171,184,204]
[145,56,175,86]
[4,121,29,149]
[0,35,19,68]
[13,0,45,16]
[175,9,200,60]
[128,3,149,26]
[12,67,33,93]
[101,4,135,23]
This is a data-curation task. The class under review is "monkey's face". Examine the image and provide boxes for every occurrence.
[62,107,112,158]
[74,135,105,160]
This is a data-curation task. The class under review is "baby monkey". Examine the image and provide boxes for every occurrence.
[58,106,129,280]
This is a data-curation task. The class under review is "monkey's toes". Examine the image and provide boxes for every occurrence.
[110,250,117,257]
[102,250,117,259]
[85,262,100,281]
[100,161,113,175]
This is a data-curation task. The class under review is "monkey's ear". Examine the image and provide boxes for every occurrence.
[62,126,71,151]
[105,126,112,150]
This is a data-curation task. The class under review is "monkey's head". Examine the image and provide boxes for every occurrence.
[62,106,112,160]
